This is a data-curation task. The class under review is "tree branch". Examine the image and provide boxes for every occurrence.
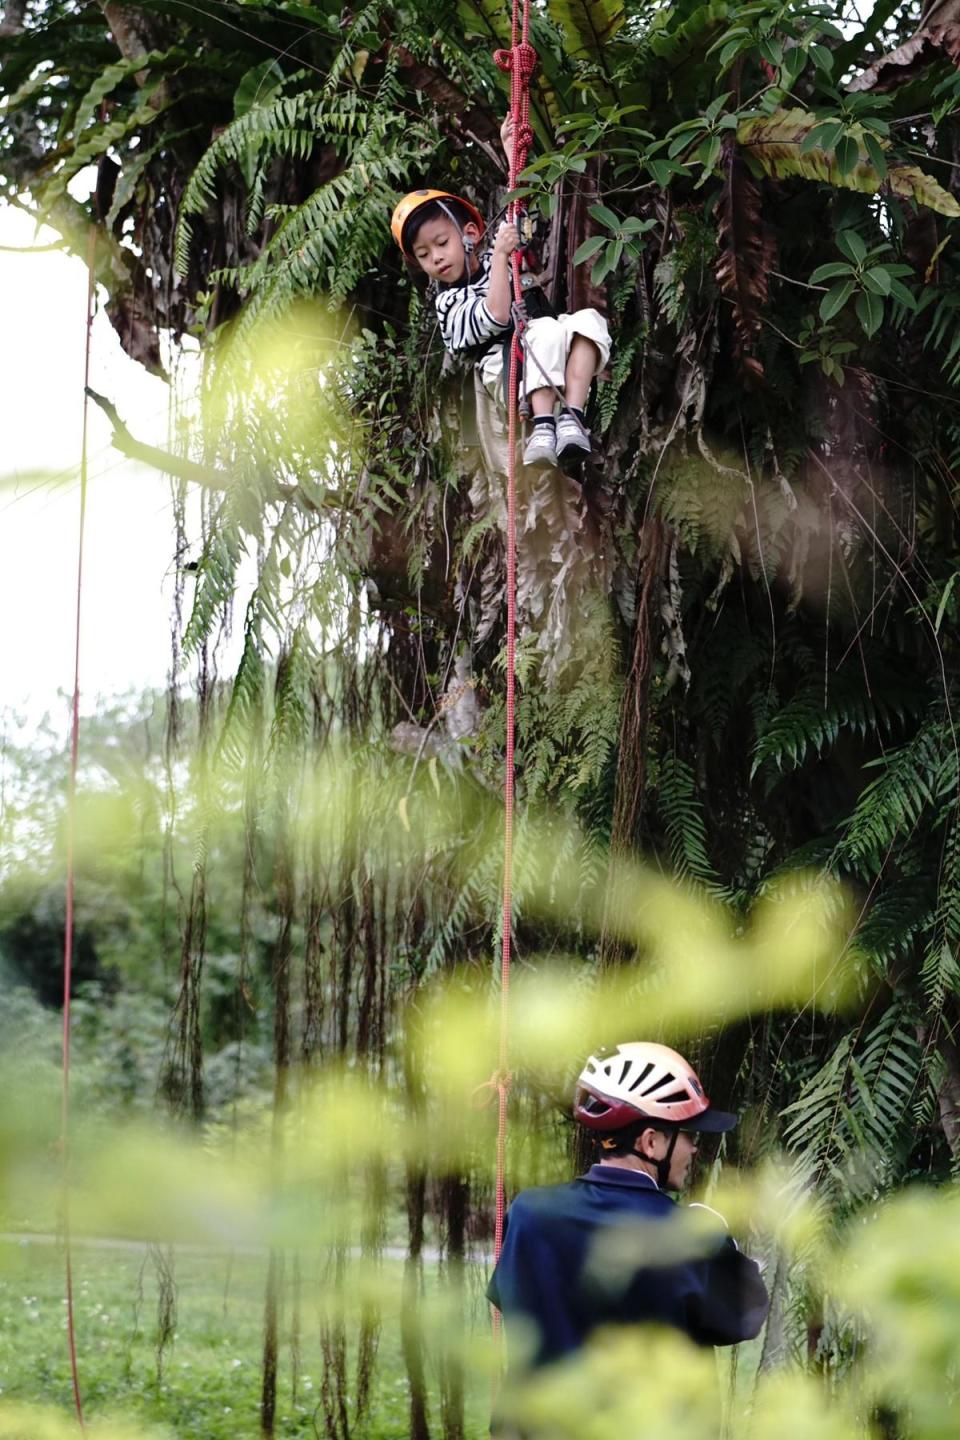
[85,387,346,516]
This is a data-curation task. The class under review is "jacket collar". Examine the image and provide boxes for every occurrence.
[579,1163,660,1191]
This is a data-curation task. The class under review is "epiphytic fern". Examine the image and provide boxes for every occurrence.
[783,1003,923,1207]
[751,670,918,782]
[832,721,947,874]
[656,753,727,894]
[182,502,245,660]
[174,90,365,275]
[40,88,173,210]
[853,878,934,981]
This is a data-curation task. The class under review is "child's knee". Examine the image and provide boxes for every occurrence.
[526,315,563,346]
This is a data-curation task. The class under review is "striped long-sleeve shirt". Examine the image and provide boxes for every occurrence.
[435,251,511,356]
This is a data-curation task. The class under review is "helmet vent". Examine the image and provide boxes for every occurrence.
[627,1062,654,1092]
[660,1088,691,1104]
[641,1072,678,1096]
[583,1096,610,1115]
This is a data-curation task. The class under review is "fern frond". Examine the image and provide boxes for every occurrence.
[182,504,245,659]
[270,623,314,760]
[783,1005,922,1205]
[752,669,920,781]
[217,608,266,772]
[74,48,185,134]
[105,127,193,230]
[854,879,933,978]
[834,722,946,873]
[175,91,365,275]
[919,939,960,1014]
[657,753,725,891]
[39,90,171,209]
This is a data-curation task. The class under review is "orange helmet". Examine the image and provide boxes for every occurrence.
[391,189,486,258]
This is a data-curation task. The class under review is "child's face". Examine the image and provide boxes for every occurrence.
[411,216,478,282]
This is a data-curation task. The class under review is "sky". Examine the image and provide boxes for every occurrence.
[0,202,213,734]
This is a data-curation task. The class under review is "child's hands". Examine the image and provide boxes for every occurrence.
[500,113,515,163]
[493,220,520,261]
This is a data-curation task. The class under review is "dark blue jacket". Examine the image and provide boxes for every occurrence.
[487,1165,769,1369]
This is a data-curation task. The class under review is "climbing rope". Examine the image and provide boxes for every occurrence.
[61,221,97,1433]
[489,0,536,1324]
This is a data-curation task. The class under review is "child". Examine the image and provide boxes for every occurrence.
[390,120,611,476]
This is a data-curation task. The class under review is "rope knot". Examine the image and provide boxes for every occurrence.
[514,42,538,79]
[516,123,535,155]
[493,47,513,72]
[471,1069,513,1110]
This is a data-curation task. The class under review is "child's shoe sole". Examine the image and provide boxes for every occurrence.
[557,442,591,475]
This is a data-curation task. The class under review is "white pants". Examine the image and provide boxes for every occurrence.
[478,308,611,406]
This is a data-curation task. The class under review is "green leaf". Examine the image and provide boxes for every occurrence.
[572,234,607,264]
[647,158,689,186]
[809,261,854,283]
[820,279,854,321]
[862,265,891,295]
[834,133,859,176]
[809,43,834,73]
[855,287,884,336]
[863,131,887,180]
[888,278,917,309]
[935,573,960,635]
[591,254,613,284]
[668,130,698,158]
[705,91,733,123]
[587,203,621,230]
[836,229,867,265]
[780,46,807,86]
[74,50,179,134]
[234,59,285,117]
[801,119,844,154]
[696,133,722,176]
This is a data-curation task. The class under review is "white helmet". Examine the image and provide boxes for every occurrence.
[574,1041,736,1134]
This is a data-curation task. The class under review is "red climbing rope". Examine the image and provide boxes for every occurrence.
[61,222,97,1433]
[489,0,536,1325]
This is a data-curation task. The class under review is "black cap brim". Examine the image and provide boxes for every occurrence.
[684,1107,737,1134]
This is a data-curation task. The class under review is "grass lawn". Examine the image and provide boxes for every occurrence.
[0,1238,493,1438]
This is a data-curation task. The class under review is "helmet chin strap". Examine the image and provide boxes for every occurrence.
[655,1128,680,1189]
[605,1122,681,1188]
[434,199,477,287]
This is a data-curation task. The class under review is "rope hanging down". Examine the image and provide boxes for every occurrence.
[489,0,536,1308]
[60,221,98,1434]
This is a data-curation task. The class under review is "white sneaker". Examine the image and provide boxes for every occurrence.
[556,411,592,473]
[522,425,559,469]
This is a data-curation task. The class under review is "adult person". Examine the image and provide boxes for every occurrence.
[488,1041,769,1375]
